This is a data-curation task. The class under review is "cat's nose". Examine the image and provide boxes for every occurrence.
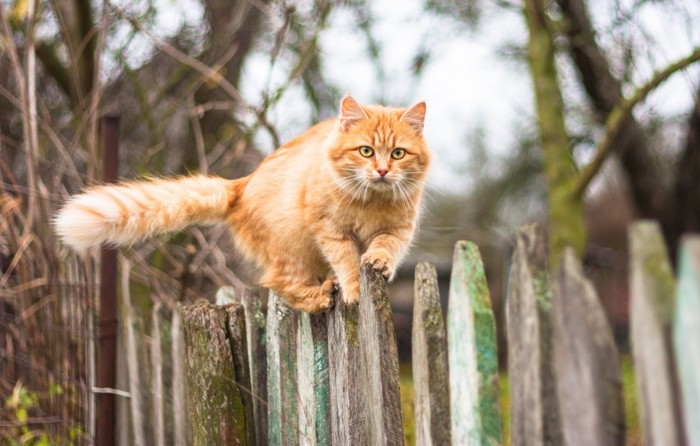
[376,169,389,177]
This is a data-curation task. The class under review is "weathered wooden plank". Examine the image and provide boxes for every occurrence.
[629,221,686,446]
[507,224,561,446]
[297,312,331,445]
[552,248,625,446]
[267,291,299,446]
[216,285,236,305]
[359,264,405,446]
[240,288,268,446]
[171,304,189,446]
[328,290,368,444]
[674,237,700,445]
[412,262,451,446]
[181,302,252,445]
[225,303,257,446]
[120,264,148,446]
[447,241,502,446]
[150,303,166,446]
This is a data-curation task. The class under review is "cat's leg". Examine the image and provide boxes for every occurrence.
[316,235,362,305]
[362,227,414,281]
[260,270,335,314]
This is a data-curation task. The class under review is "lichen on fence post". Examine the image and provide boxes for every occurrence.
[629,221,686,445]
[181,302,253,445]
[266,291,299,446]
[412,262,450,445]
[552,249,625,446]
[447,241,502,446]
[358,264,405,446]
[327,290,368,444]
[674,236,700,445]
[507,224,561,446]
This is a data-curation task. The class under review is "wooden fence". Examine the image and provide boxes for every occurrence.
[117,220,700,445]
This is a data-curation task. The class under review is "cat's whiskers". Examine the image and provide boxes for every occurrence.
[329,175,365,221]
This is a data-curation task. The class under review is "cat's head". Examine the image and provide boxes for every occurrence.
[328,95,432,200]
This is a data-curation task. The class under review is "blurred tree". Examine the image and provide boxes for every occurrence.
[554,0,700,262]
[428,0,700,267]
[524,0,700,267]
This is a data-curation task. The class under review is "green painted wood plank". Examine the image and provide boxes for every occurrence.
[297,312,331,445]
[328,289,368,444]
[674,237,700,445]
[507,224,561,446]
[447,241,502,446]
[552,249,625,445]
[359,264,405,446]
[267,291,299,446]
[629,221,686,445]
[412,262,451,446]
[240,289,268,446]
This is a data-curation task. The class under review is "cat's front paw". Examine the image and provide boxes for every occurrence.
[361,250,396,280]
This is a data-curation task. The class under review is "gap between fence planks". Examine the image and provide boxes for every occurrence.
[553,248,625,446]
[674,236,700,445]
[507,224,561,446]
[629,221,687,445]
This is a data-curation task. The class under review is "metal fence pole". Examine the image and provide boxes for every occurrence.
[97,116,120,446]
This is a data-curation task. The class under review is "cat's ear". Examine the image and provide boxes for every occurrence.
[400,101,426,135]
[339,94,368,131]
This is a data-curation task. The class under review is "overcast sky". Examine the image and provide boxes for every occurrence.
[135,0,700,191]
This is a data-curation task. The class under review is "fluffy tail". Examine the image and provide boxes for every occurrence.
[55,175,242,251]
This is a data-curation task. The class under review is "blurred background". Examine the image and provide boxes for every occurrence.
[1,0,699,443]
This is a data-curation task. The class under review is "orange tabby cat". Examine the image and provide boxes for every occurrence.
[55,95,431,313]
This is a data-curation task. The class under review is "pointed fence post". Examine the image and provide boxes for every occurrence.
[629,221,686,445]
[447,241,502,445]
[674,237,700,445]
[552,249,625,446]
[327,291,368,444]
[358,264,405,446]
[266,291,299,446]
[507,224,561,445]
[412,262,451,446]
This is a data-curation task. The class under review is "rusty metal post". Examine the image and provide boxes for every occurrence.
[97,116,120,446]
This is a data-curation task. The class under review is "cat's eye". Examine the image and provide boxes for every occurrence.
[359,146,374,157]
[391,148,406,160]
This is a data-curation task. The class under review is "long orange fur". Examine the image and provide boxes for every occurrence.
[55,95,432,313]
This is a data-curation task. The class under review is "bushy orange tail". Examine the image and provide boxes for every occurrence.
[55,175,240,251]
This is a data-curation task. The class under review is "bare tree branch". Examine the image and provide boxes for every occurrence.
[574,46,700,198]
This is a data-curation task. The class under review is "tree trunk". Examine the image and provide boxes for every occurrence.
[555,0,665,219]
[663,85,700,260]
[524,0,585,268]
[189,0,265,176]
